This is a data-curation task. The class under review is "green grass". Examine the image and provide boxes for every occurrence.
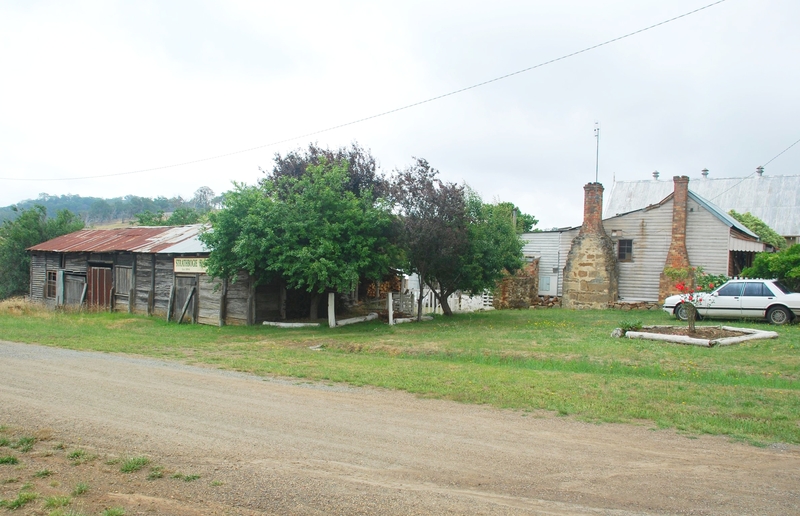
[0,455,19,465]
[101,507,125,516]
[146,466,163,480]
[171,472,200,482]
[13,436,36,452]
[0,490,37,509]
[1,307,798,444]
[44,495,71,508]
[120,456,149,473]
[71,482,89,496]
[34,469,53,478]
[66,449,89,464]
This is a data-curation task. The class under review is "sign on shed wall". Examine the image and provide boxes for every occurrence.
[174,257,208,274]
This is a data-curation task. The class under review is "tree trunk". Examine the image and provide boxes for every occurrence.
[309,293,320,320]
[435,290,454,316]
[687,303,697,333]
[416,273,425,322]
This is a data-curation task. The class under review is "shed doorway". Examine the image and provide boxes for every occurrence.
[173,275,198,323]
[87,266,112,308]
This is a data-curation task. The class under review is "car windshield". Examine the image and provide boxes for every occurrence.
[771,281,794,294]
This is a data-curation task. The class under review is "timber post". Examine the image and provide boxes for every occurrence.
[328,292,336,328]
[178,286,196,324]
[387,292,394,325]
[149,254,156,316]
[218,278,227,327]
[166,284,175,322]
[246,281,255,326]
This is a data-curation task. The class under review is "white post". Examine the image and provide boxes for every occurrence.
[328,292,336,328]
[388,292,394,325]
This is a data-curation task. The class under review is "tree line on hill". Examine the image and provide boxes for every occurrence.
[0,187,221,226]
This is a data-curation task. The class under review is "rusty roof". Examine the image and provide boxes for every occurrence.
[28,225,208,254]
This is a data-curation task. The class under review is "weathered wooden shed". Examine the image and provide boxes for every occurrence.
[27,225,282,326]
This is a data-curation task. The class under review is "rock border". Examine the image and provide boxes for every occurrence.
[625,325,779,347]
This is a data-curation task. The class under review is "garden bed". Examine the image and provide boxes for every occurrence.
[626,325,779,347]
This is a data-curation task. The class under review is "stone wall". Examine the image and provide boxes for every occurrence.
[562,183,619,309]
[493,259,539,309]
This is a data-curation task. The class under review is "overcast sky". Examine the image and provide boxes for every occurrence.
[1,0,798,229]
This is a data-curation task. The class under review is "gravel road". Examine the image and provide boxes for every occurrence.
[1,340,798,515]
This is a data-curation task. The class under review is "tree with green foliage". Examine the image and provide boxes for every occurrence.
[742,244,800,291]
[728,210,786,250]
[201,159,397,319]
[391,159,524,317]
[485,201,538,233]
[0,205,84,299]
[265,142,387,200]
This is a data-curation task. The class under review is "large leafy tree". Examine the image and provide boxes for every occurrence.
[729,210,786,250]
[265,142,387,200]
[201,159,396,319]
[392,159,524,317]
[742,244,800,291]
[0,205,84,299]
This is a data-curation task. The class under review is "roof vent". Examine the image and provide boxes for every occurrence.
[756,166,764,177]
[701,168,709,179]
[652,170,660,180]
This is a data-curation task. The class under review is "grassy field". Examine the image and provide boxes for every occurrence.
[1,300,798,446]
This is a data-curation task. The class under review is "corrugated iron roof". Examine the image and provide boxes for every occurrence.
[28,224,208,254]
[605,175,800,237]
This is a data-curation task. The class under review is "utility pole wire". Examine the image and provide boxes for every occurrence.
[1,0,729,182]
[709,135,800,201]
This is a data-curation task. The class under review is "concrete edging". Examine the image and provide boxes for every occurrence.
[625,325,778,347]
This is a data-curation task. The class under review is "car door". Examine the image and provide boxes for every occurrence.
[707,281,744,318]
[740,282,772,319]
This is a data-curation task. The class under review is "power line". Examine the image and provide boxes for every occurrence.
[709,135,800,201]
[1,0,729,183]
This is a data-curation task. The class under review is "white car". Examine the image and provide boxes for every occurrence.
[662,278,800,325]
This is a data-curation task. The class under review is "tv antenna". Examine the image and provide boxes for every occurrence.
[594,122,601,183]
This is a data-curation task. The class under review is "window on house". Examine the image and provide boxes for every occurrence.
[46,270,57,299]
[617,239,633,262]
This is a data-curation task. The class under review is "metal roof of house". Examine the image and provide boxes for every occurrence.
[604,174,800,237]
[28,224,208,254]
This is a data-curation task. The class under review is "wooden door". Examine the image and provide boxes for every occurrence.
[173,275,197,322]
[87,266,112,308]
[64,274,86,305]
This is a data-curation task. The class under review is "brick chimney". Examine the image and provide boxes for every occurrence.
[580,182,605,236]
[562,182,618,309]
[658,176,692,302]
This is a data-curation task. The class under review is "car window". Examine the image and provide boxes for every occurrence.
[716,282,744,297]
[771,281,793,294]
[743,282,769,297]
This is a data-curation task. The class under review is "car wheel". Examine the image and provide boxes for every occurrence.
[767,306,791,325]
[674,303,689,321]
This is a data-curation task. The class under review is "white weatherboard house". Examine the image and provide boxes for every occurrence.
[523,176,764,303]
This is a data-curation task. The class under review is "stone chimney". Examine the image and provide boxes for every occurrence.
[658,176,692,302]
[562,183,618,309]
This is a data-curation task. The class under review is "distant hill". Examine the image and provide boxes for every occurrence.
[0,189,220,226]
